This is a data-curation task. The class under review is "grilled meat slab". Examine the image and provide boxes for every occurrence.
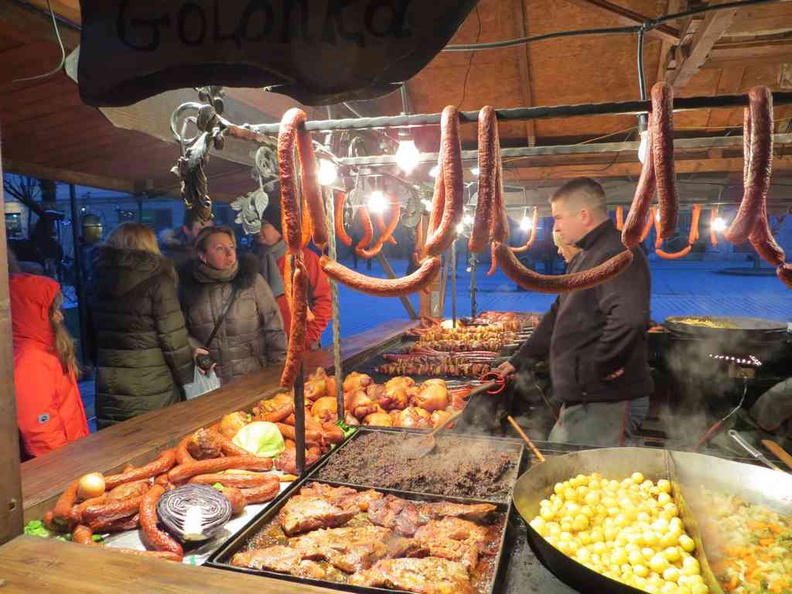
[278,494,356,536]
[349,557,473,594]
[291,525,393,573]
[300,483,383,512]
[420,501,497,523]
[230,546,326,579]
[368,494,429,536]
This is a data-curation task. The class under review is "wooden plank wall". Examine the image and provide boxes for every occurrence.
[0,143,24,545]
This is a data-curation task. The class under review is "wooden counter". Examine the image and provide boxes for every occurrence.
[21,320,414,522]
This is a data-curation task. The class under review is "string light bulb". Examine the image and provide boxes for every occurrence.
[317,159,337,186]
[520,208,533,231]
[463,213,474,226]
[470,167,480,176]
[395,136,420,174]
[638,130,650,164]
[367,190,388,214]
[711,217,727,232]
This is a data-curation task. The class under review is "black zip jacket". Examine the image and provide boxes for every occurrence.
[509,220,653,404]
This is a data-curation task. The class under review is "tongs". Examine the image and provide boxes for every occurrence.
[728,430,784,472]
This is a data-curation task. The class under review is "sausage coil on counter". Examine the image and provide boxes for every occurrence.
[140,485,184,558]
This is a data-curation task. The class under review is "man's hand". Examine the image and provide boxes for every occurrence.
[603,368,624,382]
[496,361,516,377]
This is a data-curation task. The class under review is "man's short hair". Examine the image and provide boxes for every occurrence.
[550,177,608,217]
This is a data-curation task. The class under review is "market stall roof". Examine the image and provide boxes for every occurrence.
[2,0,792,203]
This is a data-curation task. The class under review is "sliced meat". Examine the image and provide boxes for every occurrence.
[368,494,429,536]
[291,525,392,573]
[414,517,494,555]
[230,546,326,579]
[403,536,479,572]
[278,495,356,536]
[299,483,383,512]
[349,557,473,594]
[420,501,497,523]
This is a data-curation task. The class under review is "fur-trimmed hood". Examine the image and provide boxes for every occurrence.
[179,252,260,303]
[91,246,177,297]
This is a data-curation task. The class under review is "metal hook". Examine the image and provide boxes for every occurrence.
[170,102,205,146]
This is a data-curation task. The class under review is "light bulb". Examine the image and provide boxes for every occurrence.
[638,130,650,164]
[367,190,387,214]
[520,216,533,231]
[395,139,420,174]
[711,217,727,232]
[655,210,661,222]
[470,167,480,176]
[429,165,439,178]
[463,213,474,226]
[456,222,465,234]
[317,159,337,186]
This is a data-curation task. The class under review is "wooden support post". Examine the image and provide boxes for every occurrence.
[0,145,24,544]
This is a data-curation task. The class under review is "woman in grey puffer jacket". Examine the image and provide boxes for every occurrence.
[179,226,287,384]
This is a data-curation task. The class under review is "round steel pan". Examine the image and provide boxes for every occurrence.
[512,447,792,594]
[663,316,787,344]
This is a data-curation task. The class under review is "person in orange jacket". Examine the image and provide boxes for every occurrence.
[10,273,89,458]
[253,199,333,350]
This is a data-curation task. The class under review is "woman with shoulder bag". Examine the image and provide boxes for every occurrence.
[180,225,287,385]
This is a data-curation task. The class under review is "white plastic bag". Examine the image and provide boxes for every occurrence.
[184,368,221,400]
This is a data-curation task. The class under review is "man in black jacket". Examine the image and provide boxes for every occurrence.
[497,178,652,446]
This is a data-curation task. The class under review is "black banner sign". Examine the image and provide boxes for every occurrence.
[78,0,478,107]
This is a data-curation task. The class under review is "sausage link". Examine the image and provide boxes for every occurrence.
[375,211,398,245]
[689,204,702,244]
[73,524,96,545]
[334,190,353,247]
[190,473,277,489]
[469,106,497,254]
[425,106,464,257]
[140,484,184,557]
[219,486,247,515]
[654,207,664,250]
[656,247,692,260]
[358,205,401,259]
[240,477,281,504]
[777,263,792,289]
[622,139,656,249]
[275,422,322,446]
[320,255,441,297]
[486,242,498,277]
[167,456,275,484]
[82,496,142,525]
[53,480,79,528]
[709,207,719,248]
[750,223,785,267]
[650,82,679,239]
[104,450,178,490]
[217,433,255,458]
[295,120,327,248]
[300,193,312,249]
[490,140,509,244]
[495,242,634,293]
[176,436,196,466]
[88,513,140,533]
[280,258,308,388]
[278,109,305,252]
[427,146,446,240]
[726,87,773,244]
[511,207,539,253]
[354,206,375,256]
[70,496,107,524]
[615,206,625,231]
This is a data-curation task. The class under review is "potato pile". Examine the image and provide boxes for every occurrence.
[529,472,708,594]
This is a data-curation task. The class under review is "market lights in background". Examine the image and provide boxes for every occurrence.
[367,190,388,214]
[318,159,337,186]
[520,209,533,232]
[395,134,420,174]
[710,216,727,232]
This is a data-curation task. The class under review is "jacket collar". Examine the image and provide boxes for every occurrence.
[575,219,615,250]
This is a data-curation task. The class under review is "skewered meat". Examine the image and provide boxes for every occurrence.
[231,546,327,579]
[410,383,449,412]
[367,495,428,537]
[343,372,374,393]
[349,558,473,594]
[364,411,394,427]
[278,494,357,536]
[420,502,497,523]
[291,525,393,572]
[376,356,493,379]
[393,407,432,429]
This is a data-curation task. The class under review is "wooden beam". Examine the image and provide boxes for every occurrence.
[654,0,686,85]
[0,2,80,48]
[25,0,81,27]
[0,143,24,546]
[3,159,135,193]
[665,8,738,89]
[512,0,537,145]
[705,65,745,129]
[568,0,680,43]
[704,36,792,67]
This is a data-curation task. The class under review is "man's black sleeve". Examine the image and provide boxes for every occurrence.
[508,297,559,370]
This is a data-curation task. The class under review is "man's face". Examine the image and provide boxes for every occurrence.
[551,199,589,246]
[185,220,212,242]
[258,221,282,247]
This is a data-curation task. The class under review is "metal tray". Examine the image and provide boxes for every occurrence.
[313,427,526,504]
[206,476,516,594]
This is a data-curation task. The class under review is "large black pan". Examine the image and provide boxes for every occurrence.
[512,447,792,594]
[663,316,788,345]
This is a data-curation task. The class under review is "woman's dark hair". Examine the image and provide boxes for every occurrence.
[195,225,236,253]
